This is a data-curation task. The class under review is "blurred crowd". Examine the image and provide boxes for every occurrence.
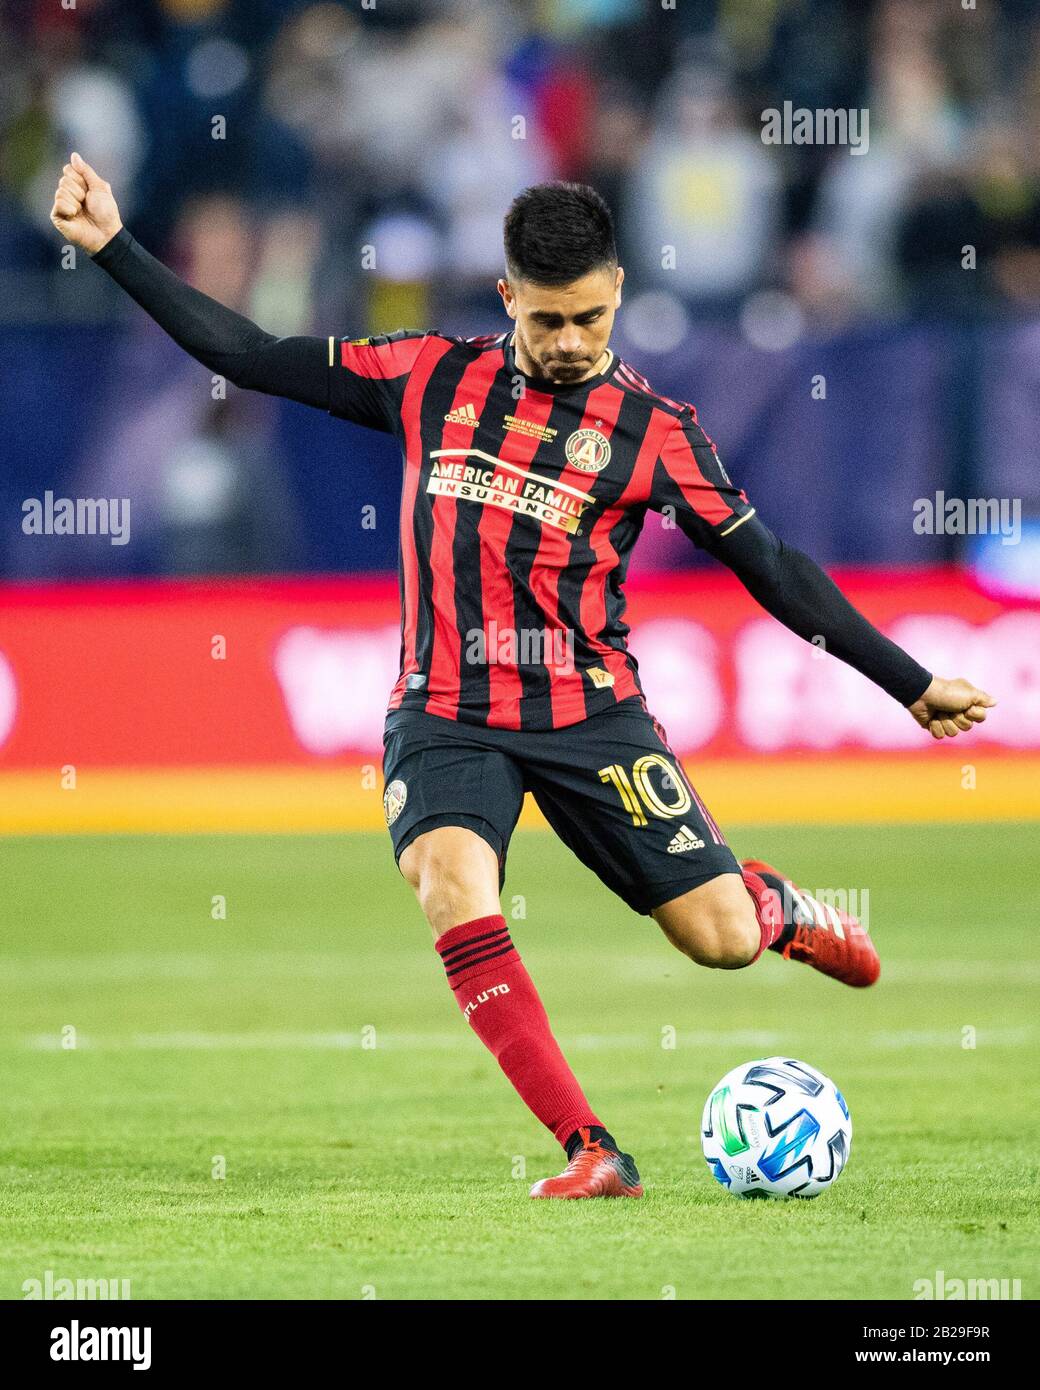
[4,0,1040,332]
[3,0,1040,583]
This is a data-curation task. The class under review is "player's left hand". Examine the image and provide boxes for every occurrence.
[907,676,996,739]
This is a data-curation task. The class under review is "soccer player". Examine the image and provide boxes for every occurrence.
[52,156,995,1199]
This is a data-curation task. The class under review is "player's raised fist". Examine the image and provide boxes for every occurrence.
[49,152,122,255]
[908,675,997,740]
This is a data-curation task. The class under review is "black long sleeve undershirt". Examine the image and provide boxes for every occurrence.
[702,514,932,706]
[91,227,932,706]
[92,227,329,406]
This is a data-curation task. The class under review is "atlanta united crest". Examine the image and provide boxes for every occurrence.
[565,427,611,473]
[383,779,407,827]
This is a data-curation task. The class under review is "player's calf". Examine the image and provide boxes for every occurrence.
[402,827,626,1181]
[399,825,640,1195]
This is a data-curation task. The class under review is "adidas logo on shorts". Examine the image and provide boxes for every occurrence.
[667,825,704,854]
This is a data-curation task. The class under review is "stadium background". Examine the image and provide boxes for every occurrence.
[1,0,1038,830]
[1,0,1039,1306]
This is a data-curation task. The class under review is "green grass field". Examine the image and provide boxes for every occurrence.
[1,825,1037,1301]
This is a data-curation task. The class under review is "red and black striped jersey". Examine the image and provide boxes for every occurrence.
[328,328,755,731]
[89,228,932,716]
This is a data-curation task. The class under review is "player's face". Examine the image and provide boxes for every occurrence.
[497,265,624,385]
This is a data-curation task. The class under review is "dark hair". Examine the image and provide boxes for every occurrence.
[503,182,617,286]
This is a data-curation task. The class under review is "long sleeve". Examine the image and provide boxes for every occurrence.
[90,227,330,408]
[646,408,931,706]
[706,513,932,706]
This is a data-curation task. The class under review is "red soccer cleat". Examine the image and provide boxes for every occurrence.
[741,859,880,988]
[529,1128,644,1199]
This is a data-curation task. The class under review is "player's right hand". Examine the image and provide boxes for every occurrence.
[49,152,123,255]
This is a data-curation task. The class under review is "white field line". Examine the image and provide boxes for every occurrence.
[17,1026,1034,1053]
[2,956,1038,986]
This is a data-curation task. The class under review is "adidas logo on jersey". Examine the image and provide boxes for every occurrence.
[667,825,704,854]
[444,402,480,427]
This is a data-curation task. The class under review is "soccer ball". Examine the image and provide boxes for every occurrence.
[701,1056,852,1198]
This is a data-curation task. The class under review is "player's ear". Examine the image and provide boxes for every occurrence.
[614,265,625,306]
[497,276,518,320]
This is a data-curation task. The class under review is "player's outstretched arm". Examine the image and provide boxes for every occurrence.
[49,153,328,408]
[709,514,995,739]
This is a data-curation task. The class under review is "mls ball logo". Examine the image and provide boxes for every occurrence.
[565,428,611,474]
[383,779,407,827]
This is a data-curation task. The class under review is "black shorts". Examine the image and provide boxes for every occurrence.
[381,697,740,916]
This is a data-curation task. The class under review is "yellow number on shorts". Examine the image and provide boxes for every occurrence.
[632,754,692,817]
[598,763,648,826]
[599,754,691,826]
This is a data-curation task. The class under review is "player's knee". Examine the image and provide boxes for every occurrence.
[415,860,479,930]
[400,844,463,909]
[655,895,759,969]
[692,908,760,968]
[398,828,499,935]
[653,878,761,967]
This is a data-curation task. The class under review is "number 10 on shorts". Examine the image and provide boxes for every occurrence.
[599,755,693,826]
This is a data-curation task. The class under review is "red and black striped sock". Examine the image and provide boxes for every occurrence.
[436,914,602,1148]
[753,868,805,950]
[741,867,788,961]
